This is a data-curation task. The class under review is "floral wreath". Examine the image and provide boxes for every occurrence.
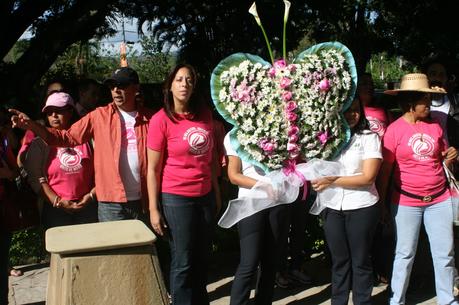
[210,1,357,173]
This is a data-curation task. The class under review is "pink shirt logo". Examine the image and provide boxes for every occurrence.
[57,147,83,172]
[408,133,435,161]
[183,127,211,155]
[122,121,137,152]
[367,116,386,137]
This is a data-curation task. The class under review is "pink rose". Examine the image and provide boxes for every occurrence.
[268,67,276,78]
[289,151,300,159]
[288,125,300,136]
[282,91,293,101]
[317,131,330,145]
[286,111,297,121]
[259,138,276,154]
[289,134,299,143]
[274,59,287,69]
[288,64,297,72]
[285,101,297,112]
[318,78,330,92]
[287,143,299,152]
[261,142,276,154]
[280,77,292,89]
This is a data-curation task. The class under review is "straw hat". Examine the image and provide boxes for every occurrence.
[384,73,446,95]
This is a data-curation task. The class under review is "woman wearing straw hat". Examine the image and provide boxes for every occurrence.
[379,73,458,305]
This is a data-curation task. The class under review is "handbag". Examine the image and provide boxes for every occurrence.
[0,138,40,232]
[443,162,459,222]
[443,162,459,195]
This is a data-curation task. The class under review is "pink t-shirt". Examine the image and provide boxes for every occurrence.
[364,106,389,138]
[18,130,36,158]
[383,117,449,206]
[147,108,214,197]
[46,143,94,201]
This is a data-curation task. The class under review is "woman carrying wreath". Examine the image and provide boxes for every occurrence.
[24,92,97,229]
[224,131,290,305]
[147,64,221,305]
[311,97,382,305]
[379,73,458,305]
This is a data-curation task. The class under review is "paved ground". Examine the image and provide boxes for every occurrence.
[8,251,439,305]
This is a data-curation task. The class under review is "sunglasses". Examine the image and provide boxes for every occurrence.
[107,82,131,90]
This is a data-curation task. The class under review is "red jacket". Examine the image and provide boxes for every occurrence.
[45,102,154,209]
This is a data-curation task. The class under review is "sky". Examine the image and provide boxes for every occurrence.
[19,17,147,55]
[98,17,145,55]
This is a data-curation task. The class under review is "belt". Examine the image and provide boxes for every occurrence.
[395,184,448,203]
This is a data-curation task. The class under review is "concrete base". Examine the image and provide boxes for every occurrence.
[47,245,168,305]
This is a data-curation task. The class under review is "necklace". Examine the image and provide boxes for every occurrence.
[404,115,425,142]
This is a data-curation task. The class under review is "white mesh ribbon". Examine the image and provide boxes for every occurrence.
[217,158,345,228]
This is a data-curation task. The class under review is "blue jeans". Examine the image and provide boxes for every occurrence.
[161,192,215,305]
[390,198,458,305]
[98,200,145,222]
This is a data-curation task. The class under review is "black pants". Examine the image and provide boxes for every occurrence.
[230,204,290,305]
[323,205,379,305]
[0,230,11,305]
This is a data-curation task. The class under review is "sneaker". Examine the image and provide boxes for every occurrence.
[288,269,312,285]
[275,272,290,289]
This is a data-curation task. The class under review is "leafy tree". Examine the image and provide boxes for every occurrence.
[374,0,459,72]
[366,52,416,89]
[0,0,119,108]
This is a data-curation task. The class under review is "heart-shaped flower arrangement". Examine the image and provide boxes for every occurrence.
[211,42,357,171]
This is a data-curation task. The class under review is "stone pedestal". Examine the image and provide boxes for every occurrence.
[45,220,168,305]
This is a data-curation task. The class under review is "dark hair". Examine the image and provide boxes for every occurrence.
[421,57,449,76]
[163,64,199,123]
[397,91,430,113]
[347,97,370,134]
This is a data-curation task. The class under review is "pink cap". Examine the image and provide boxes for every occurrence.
[42,92,75,113]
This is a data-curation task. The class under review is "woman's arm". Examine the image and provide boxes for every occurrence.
[227,155,258,189]
[311,158,382,192]
[147,148,166,236]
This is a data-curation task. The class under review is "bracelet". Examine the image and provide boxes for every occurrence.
[38,177,48,184]
[53,195,61,207]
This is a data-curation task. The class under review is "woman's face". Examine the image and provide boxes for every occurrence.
[344,99,361,129]
[170,67,194,105]
[45,106,73,130]
[411,94,432,119]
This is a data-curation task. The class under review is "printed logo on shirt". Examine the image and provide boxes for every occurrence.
[367,116,386,137]
[57,147,83,172]
[121,121,137,152]
[183,127,211,155]
[408,133,435,161]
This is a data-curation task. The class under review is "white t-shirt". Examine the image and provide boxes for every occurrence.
[323,130,382,211]
[119,109,141,201]
[224,133,271,198]
[431,95,450,142]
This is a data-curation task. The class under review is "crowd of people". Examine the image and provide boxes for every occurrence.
[1,58,459,305]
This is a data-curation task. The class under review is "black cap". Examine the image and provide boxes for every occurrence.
[104,67,139,86]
